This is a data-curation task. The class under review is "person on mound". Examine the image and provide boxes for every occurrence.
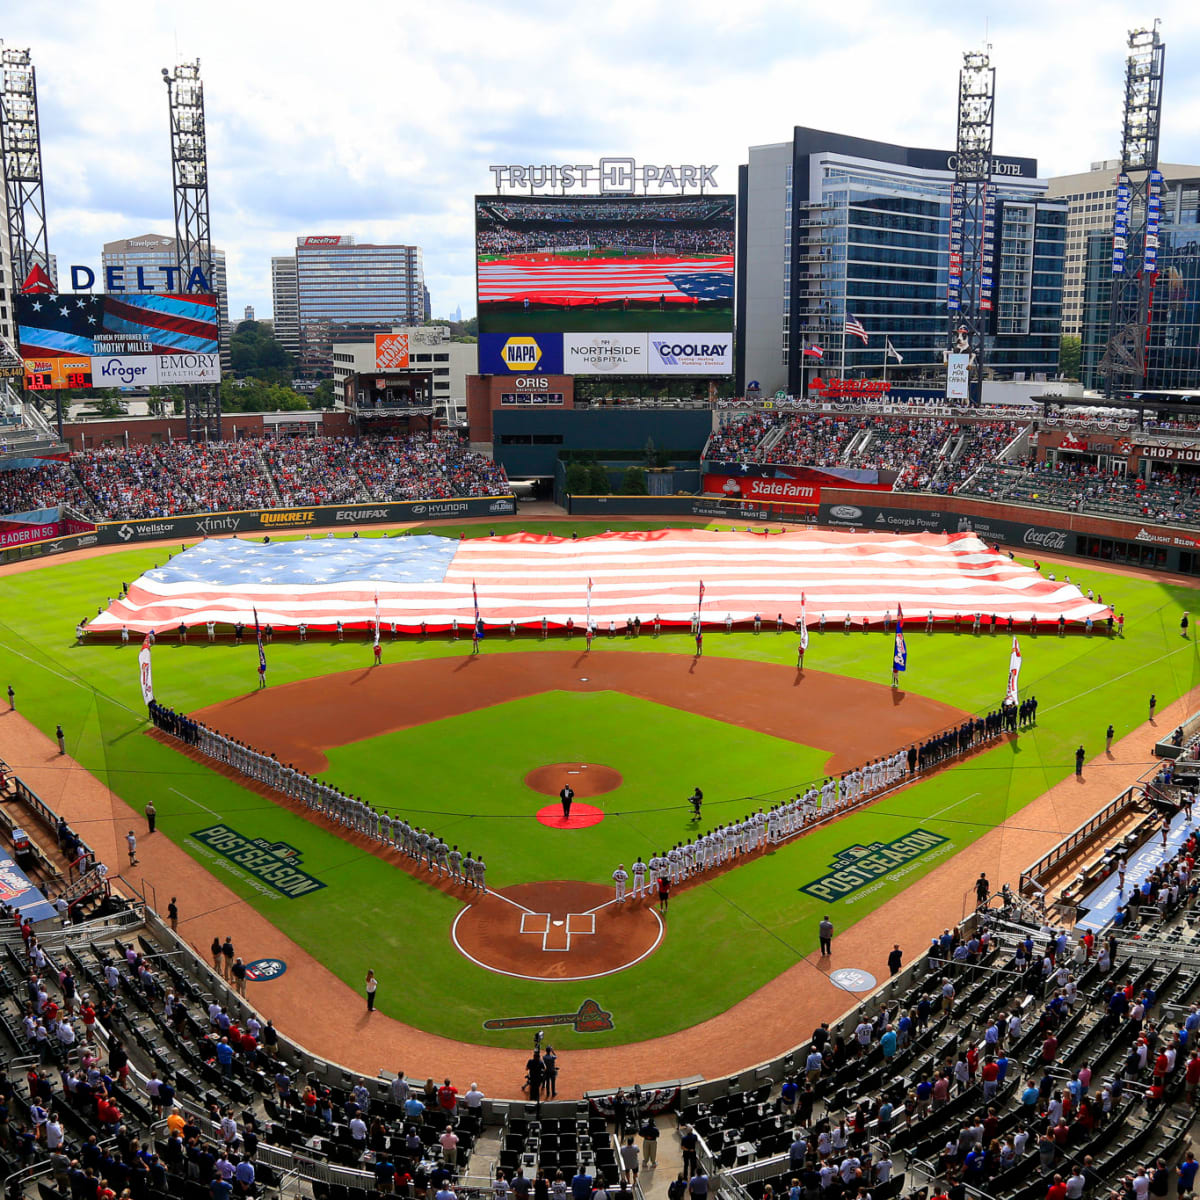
[560,784,574,821]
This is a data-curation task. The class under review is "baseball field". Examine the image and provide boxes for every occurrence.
[2,518,1197,1061]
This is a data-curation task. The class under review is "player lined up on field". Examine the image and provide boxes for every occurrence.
[146,701,488,893]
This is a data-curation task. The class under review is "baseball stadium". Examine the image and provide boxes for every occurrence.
[2,411,1200,1200]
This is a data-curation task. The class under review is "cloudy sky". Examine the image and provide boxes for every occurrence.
[7,0,1200,322]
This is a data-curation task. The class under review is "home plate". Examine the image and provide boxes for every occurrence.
[553,920,564,927]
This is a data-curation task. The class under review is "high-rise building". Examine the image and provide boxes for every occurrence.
[100,234,230,367]
[270,255,300,359]
[272,236,425,377]
[1079,175,1200,391]
[423,284,431,323]
[243,304,254,323]
[737,127,1067,396]
[1045,161,1200,337]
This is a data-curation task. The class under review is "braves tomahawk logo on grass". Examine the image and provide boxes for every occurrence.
[800,830,949,902]
[482,998,614,1034]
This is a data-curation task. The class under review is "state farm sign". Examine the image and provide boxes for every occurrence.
[704,474,818,506]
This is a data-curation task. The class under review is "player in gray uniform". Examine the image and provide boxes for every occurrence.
[424,832,440,872]
[448,845,463,882]
[414,828,430,863]
[475,856,487,894]
[462,851,477,888]
[435,837,450,876]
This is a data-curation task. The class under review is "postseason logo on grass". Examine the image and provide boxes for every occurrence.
[190,825,326,898]
[800,830,948,902]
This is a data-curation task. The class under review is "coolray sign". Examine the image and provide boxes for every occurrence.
[158,352,220,384]
[479,332,564,375]
[190,825,325,898]
[800,830,949,902]
[648,335,732,375]
[704,474,818,505]
[488,159,718,193]
[564,333,647,374]
[93,356,159,386]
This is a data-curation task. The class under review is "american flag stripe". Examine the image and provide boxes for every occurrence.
[478,256,732,303]
[845,314,869,343]
[87,530,1110,633]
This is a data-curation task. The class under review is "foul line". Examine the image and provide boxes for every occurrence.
[170,787,221,819]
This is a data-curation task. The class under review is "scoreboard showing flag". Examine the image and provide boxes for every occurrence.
[475,193,734,372]
[17,292,221,389]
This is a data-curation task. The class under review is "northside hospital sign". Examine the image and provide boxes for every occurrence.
[488,159,719,192]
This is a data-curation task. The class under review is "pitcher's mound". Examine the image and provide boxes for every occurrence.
[525,762,622,797]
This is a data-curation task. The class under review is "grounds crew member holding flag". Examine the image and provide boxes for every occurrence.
[892,605,907,688]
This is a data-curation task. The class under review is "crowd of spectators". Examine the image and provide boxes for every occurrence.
[0,435,509,520]
[480,198,732,224]
[705,414,1023,493]
[477,226,734,255]
[967,462,1200,523]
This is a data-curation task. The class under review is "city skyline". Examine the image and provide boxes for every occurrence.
[5,0,1200,324]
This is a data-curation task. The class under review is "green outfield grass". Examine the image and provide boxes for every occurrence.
[1,525,1198,1047]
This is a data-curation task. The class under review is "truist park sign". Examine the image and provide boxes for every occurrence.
[488,158,719,193]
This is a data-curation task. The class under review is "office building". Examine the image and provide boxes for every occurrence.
[270,256,300,359]
[1080,176,1200,391]
[1046,161,1200,336]
[737,127,1067,396]
[270,236,424,377]
[101,234,230,367]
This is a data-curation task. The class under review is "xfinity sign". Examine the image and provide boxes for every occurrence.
[488,159,718,193]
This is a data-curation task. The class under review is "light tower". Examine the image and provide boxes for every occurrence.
[0,43,51,291]
[163,59,220,442]
[1100,24,1165,397]
[946,50,996,403]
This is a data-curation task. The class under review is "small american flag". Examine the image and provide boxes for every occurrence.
[845,314,869,344]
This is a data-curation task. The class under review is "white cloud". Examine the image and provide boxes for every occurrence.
[5,0,1200,320]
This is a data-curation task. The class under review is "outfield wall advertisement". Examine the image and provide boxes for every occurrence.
[17,293,222,390]
[0,496,517,564]
[476,193,734,374]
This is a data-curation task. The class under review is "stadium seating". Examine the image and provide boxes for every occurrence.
[0,434,510,520]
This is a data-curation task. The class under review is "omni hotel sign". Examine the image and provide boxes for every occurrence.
[488,159,719,193]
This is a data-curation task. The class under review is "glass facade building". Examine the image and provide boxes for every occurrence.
[291,236,424,376]
[737,129,1066,396]
[1081,178,1200,391]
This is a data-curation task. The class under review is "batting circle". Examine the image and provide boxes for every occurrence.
[451,881,665,981]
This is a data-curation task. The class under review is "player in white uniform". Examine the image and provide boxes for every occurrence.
[631,856,647,899]
[612,864,628,903]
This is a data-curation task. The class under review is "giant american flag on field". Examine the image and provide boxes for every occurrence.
[87,529,1111,634]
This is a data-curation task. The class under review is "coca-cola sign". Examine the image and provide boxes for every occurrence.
[1022,529,1068,550]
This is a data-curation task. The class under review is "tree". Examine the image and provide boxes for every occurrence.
[78,391,127,418]
[309,379,337,410]
[586,463,611,495]
[621,466,648,495]
[1059,335,1081,380]
[219,378,309,413]
[564,462,590,495]
[230,321,294,384]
